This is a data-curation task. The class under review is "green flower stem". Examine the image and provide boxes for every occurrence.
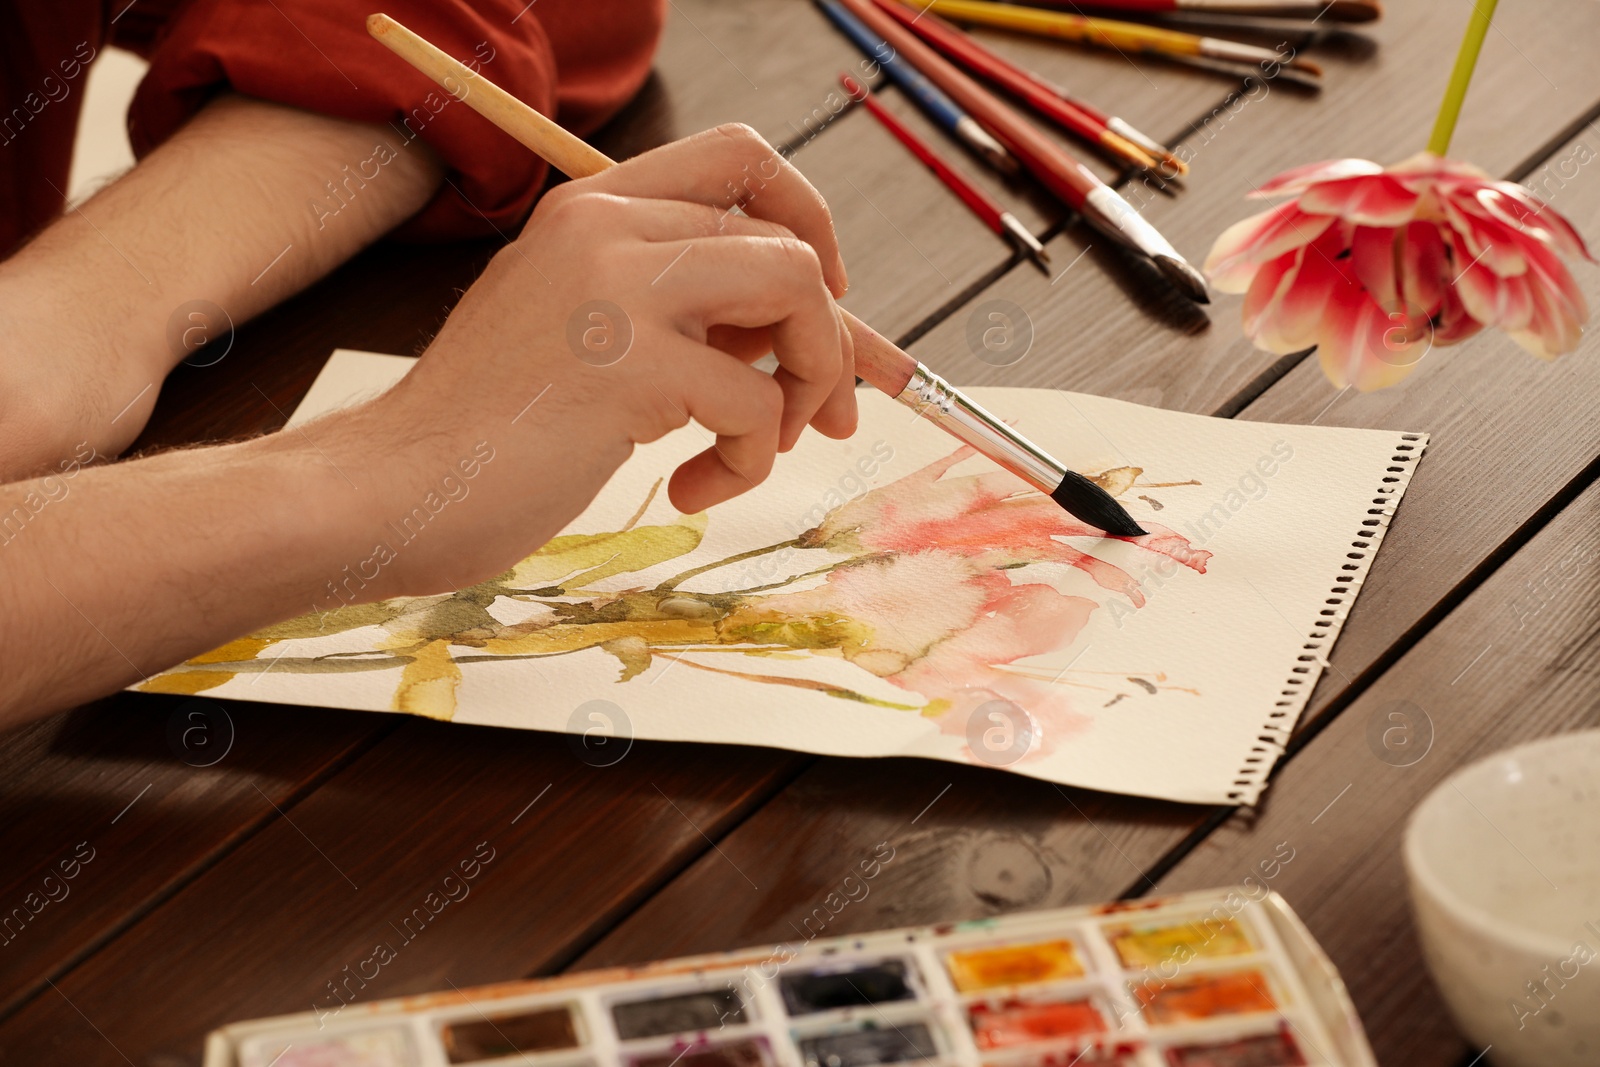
[654,538,801,591]
[1427,0,1499,156]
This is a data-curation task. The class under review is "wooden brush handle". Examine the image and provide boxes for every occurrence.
[367,13,920,399]
[839,310,918,395]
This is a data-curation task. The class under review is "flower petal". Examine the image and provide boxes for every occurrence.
[1250,158,1384,198]
[1388,150,1491,185]
[1439,190,1530,276]
[1251,230,1352,353]
[1315,278,1413,391]
[1518,240,1590,355]
[1432,283,1484,347]
[1349,225,1400,312]
[1473,183,1593,261]
[1204,202,1334,293]
[1453,232,1505,326]
[1397,221,1449,318]
[1241,249,1300,337]
[1298,173,1419,226]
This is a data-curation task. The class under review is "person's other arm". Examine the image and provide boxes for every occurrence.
[0,124,856,728]
[0,93,444,476]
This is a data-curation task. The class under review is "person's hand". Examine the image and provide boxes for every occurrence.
[348,124,859,598]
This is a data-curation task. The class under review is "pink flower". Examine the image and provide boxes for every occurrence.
[730,448,1215,759]
[1205,152,1592,390]
[727,550,1097,752]
[802,446,1210,604]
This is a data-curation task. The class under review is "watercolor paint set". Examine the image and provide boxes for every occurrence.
[202,888,1376,1067]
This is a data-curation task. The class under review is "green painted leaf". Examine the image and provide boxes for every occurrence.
[502,511,707,590]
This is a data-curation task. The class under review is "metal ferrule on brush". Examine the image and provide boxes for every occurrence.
[998,213,1048,260]
[1081,185,1183,262]
[1105,117,1174,163]
[1178,0,1333,13]
[1080,185,1208,302]
[894,363,1064,496]
[955,116,1018,174]
[1198,37,1284,67]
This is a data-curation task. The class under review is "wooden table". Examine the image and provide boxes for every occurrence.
[5,4,1600,1063]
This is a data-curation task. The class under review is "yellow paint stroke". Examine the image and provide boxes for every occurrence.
[1091,466,1142,496]
[483,618,715,657]
[650,650,921,710]
[392,639,462,719]
[146,448,1214,730]
[138,636,274,695]
[503,512,706,592]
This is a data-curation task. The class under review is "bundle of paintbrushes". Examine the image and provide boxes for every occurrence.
[1029,0,1381,25]
[811,0,1380,297]
[820,0,1210,301]
[899,0,1338,87]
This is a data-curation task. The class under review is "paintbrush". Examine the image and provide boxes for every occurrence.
[839,74,1052,275]
[364,14,1148,536]
[1037,0,1382,22]
[900,0,1325,80]
[835,0,1209,302]
[873,0,1185,176]
[814,0,1017,174]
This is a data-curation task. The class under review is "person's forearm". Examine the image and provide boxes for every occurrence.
[0,93,442,475]
[0,408,404,723]
[0,121,860,729]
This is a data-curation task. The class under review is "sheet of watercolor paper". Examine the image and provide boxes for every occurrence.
[147,350,1426,804]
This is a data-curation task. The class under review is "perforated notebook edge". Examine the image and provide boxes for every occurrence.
[1227,430,1430,806]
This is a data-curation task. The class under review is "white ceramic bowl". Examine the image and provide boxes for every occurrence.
[1403,730,1600,1067]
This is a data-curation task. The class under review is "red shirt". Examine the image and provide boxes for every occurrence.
[0,0,664,255]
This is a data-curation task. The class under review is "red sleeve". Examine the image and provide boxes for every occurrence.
[0,0,106,257]
[125,0,664,242]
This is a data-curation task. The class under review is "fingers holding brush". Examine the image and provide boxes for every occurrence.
[583,123,851,298]
[650,233,856,452]
[660,342,789,513]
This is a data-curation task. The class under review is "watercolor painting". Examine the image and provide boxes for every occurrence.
[141,350,1423,804]
[145,443,1211,761]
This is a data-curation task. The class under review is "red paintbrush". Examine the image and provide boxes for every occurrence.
[1027,0,1381,22]
[834,0,1208,302]
[874,0,1185,176]
[841,74,1051,274]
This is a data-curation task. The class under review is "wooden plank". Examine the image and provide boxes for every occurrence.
[599,0,1235,179]
[897,0,1600,413]
[570,114,1600,979]
[0,0,1081,1038]
[597,0,1246,342]
[0,724,806,1061]
[1234,129,1600,730]
[588,9,1600,960]
[572,756,1192,969]
[6,4,1593,1062]
[0,697,381,1020]
[595,0,874,154]
[1150,474,1600,1065]
[795,98,1051,341]
[0,0,883,1030]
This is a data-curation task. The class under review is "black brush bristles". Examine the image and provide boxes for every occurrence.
[1051,470,1148,537]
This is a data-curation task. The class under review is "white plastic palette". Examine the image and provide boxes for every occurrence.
[203,889,1376,1067]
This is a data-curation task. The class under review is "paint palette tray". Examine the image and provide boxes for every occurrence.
[202,888,1376,1067]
